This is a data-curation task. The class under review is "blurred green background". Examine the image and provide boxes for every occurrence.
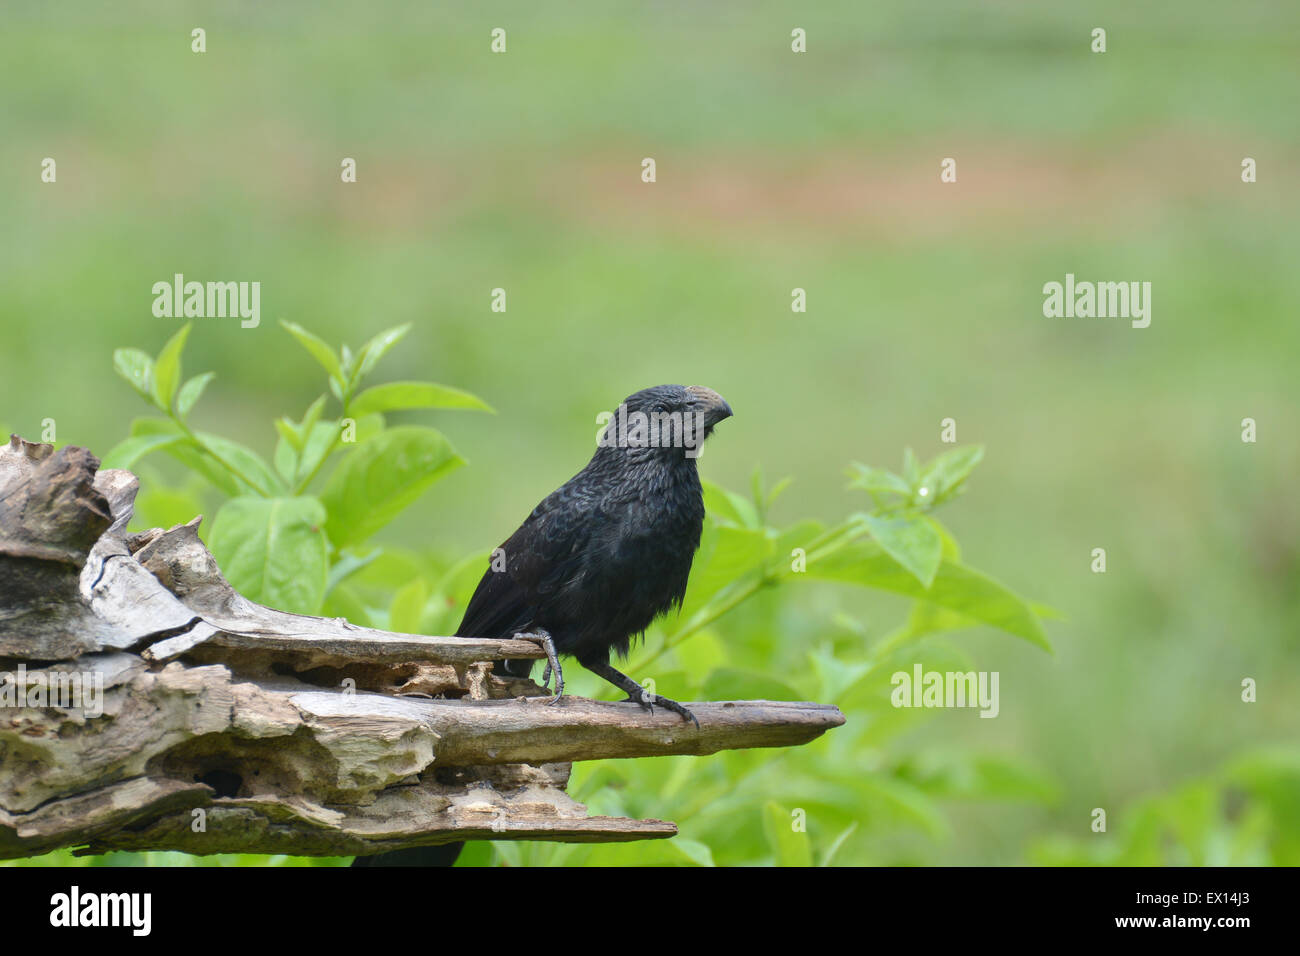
[2,0,1297,866]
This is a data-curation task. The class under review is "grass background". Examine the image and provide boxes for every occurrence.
[2,0,1297,865]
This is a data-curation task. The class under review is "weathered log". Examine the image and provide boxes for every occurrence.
[0,436,131,658]
[0,436,845,859]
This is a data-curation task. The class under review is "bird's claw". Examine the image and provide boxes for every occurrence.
[622,690,699,729]
[515,628,563,701]
[623,690,655,714]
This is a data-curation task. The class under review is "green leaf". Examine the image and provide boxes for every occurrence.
[349,381,494,417]
[422,549,495,634]
[847,463,911,499]
[100,433,186,471]
[680,524,773,613]
[388,577,429,634]
[582,836,715,867]
[152,323,191,411]
[273,418,300,452]
[837,637,976,729]
[275,420,303,455]
[322,584,374,629]
[293,413,385,491]
[860,513,943,588]
[280,321,342,381]
[666,838,716,867]
[113,348,155,402]
[775,518,826,567]
[321,425,465,548]
[806,539,1051,650]
[902,448,920,487]
[354,323,411,382]
[192,431,287,496]
[766,476,794,511]
[819,823,859,866]
[670,629,726,677]
[273,432,298,484]
[325,549,380,595]
[175,370,215,419]
[207,496,328,614]
[129,417,239,496]
[347,547,426,593]
[807,645,875,703]
[920,444,984,505]
[298,394,328,446]
[273,397,329,485]
[131,477,206,533]
[929,516,962,562]
[762,801,814,867]
[886,600,979,646]
[294,420,339,486]
[701,479,760,529]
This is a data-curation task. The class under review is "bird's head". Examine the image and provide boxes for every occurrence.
[597,384,733,461]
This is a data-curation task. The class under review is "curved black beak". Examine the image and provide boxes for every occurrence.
[686,385,733,426]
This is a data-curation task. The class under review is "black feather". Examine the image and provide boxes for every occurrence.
[456,384,731,673]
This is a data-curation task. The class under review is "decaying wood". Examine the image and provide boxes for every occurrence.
[0,435,844,859]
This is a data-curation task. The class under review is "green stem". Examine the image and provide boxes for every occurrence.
[630,512,878,674]
[801,518,868,563]
[173,416,265,494]
[292,432,342,495]
[291,396,350,495]
[673,575,769,643]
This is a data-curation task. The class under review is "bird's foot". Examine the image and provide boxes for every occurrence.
[514,628,563,702]
[622,689,699,729]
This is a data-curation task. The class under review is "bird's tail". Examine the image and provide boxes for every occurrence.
[351,843,464,867]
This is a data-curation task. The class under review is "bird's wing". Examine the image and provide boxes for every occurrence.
[453,555,531,640]
[454,479,600,640]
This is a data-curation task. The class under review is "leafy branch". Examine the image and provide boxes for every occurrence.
[105,321,492,615]
[630,446,1050,676]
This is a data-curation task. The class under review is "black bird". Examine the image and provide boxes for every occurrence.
[352,385,731,867]
[458,383,733,725]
